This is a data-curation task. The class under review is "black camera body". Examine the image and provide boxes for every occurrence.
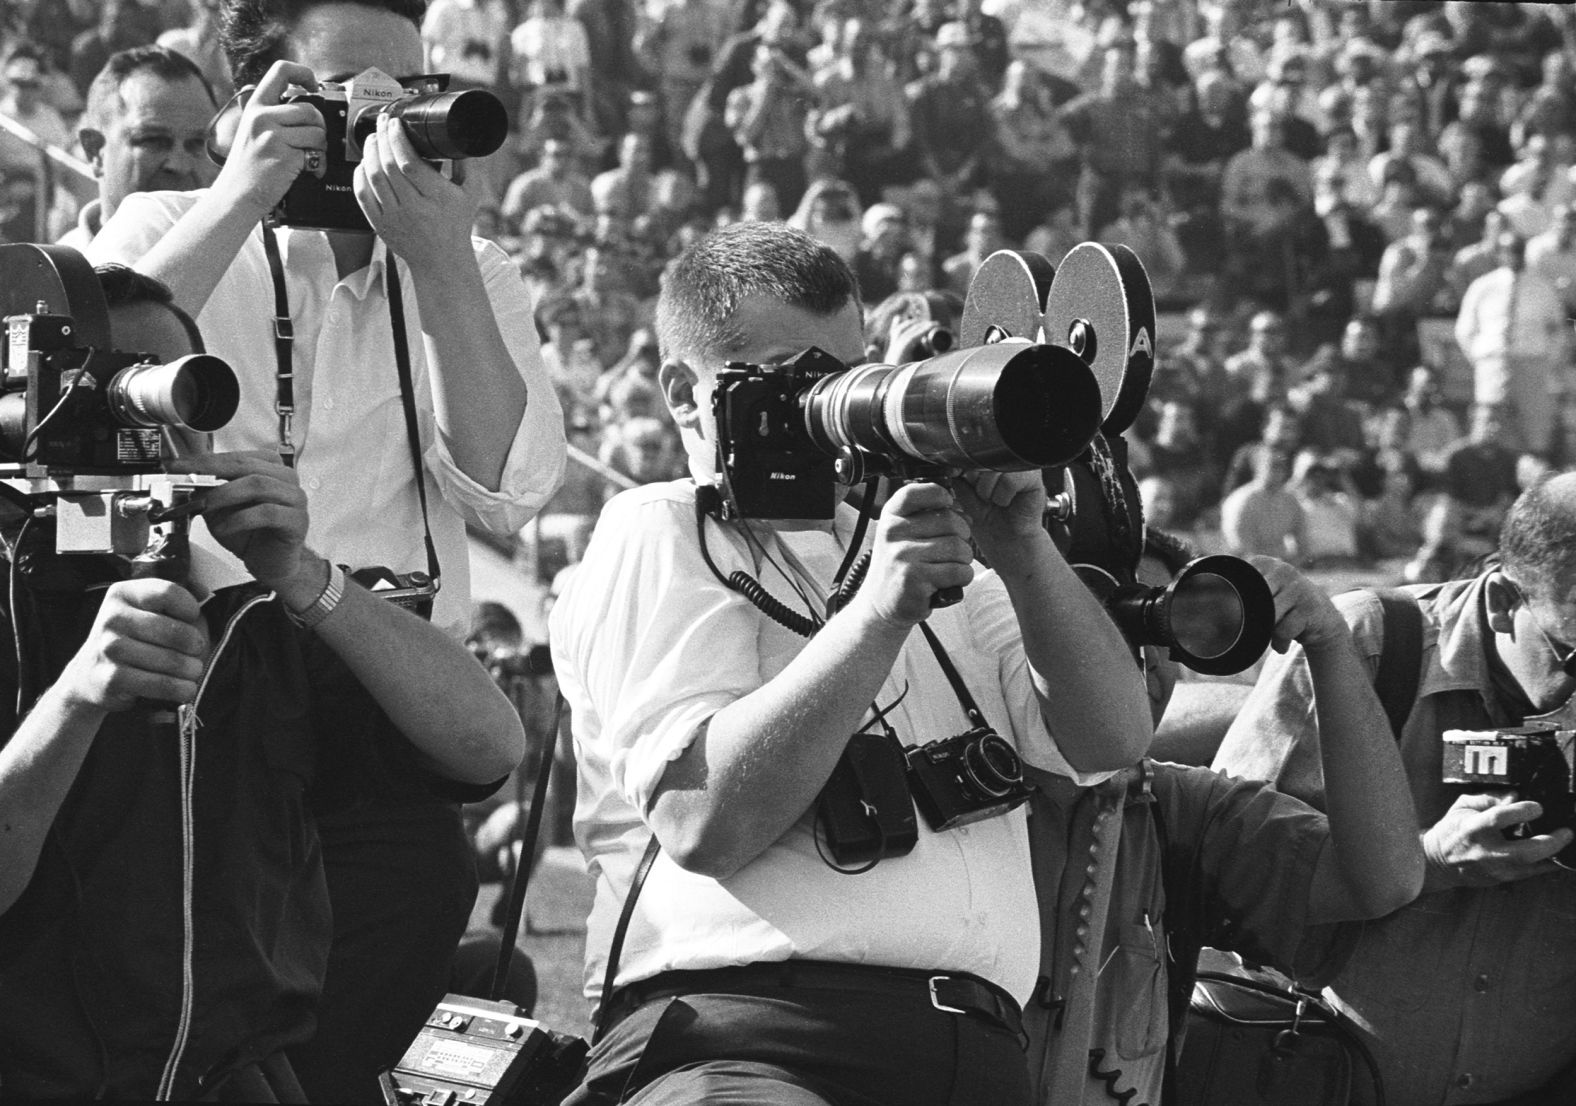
[905,727,1033,832]
[713,347,843,521]
[240,68,508,231]
[1443,725,1576,865]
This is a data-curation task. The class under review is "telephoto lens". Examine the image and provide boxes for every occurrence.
[354,90,510,159]
[803,337,1102,478]
[106,355,240,432]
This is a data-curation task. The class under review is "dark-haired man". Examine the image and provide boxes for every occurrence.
[0,265,524,1100]
[59,46,218,249]
[1216,473,1576,1104]
[551,221,1153,1105]
[88,1,565,1098]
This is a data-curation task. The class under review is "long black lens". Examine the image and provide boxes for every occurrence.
[1103,555,1276,676]
[380,90,509,159]
[106,354,240,432]
[802,339,1100,476]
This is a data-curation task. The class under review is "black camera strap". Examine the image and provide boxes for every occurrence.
[257,225,440,586]
[917,620,991,733]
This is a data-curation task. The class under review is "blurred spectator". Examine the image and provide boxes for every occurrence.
[1400,363,1463,478]
[906,22,993,201]
[987,58,1073,243]
[941,209,1002,298]
[1096,184,1186,306]
[1220,107,1313,246]
[1450,205,1510,297]
[569,0,644,139]
[1162,69,1247,273]
[571,244,648,367]
[636,0,730,156]
[1221,400,1302,498]
[890,178,947,279]
[1456,230,1569,456]
[0,166,39,242]
[509,0,592,122]
[807,17,910,207]
[1,1,94,89]
[953,0,1009,91]
[698,2,803,206]
[1359,440,1423,562]
[1022,204,1080,263]
[422,0,509,91]
[1345,79,1389,166]
[724,42,814,214]
[67,0,157,99]
[1220,446,1306,562]
[1,43,72,175]
[591,131,656,220]
[1139,397,1216,527]
[1289,353,1372,465]
[155,0,232,100]
[1062,39,1169,237]
[1221,175,1328,321]
[536,293,604,428]
[1525,201,1576,315]
[60,46,217,250]
[1368,119,1453,210]
[1371,204,1458,365]
[738,178,780,222]
[1514,45,1576,147]
[635,169,698,256]
[1224,309,1296,400]
[786,177,862,262]
[1164,302,1236,416]
[1442,77,1515,180]
[1286,449,1361,563]
[1498,132,1574,239]
[1404,404,1522,583]
[597,414,682,496]
[502,137,594,233]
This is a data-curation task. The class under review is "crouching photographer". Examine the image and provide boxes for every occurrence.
[87,2,569,1097]
[549,223,1152,1105]
[0,262,523,1099]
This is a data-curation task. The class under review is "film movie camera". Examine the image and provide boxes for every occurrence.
[1444,725,1576,869]
[0,243,239,578]
[209,67,509,231]
[957,244,1276,676]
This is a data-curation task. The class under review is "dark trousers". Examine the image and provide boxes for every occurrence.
[567,969,1034,1106]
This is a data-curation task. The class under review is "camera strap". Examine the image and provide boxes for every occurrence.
[257,225,440,587]
[917,620,990,733]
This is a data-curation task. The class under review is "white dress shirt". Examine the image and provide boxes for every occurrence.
[91,189,566,634]
[551,479,1109,1006]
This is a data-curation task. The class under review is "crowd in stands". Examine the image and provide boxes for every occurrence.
[8,0,1576,587]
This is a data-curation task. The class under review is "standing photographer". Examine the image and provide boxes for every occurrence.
[88,1,565,1098]
[0,268,524,1099]
[1216,473,1576,1104]
[550,222,1152,1104]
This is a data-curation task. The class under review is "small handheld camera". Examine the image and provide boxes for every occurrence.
[905,727,1033,831]
[210,68,509,231]
[0,244,238,573]
[1443,725,1576,868]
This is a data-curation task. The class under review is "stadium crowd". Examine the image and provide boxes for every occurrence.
[8,0,1576,588]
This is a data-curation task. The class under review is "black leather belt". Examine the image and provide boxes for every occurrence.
[604,960,1024,1039]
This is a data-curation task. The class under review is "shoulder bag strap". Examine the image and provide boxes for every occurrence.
[1369,588,1424,741]
[592,834,662,1044]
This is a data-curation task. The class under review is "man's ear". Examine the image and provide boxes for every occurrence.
[658,357,702,431]
[79,127,105,174]
[1485,569,1520,634]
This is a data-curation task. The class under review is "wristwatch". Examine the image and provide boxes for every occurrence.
[285,561,347,630]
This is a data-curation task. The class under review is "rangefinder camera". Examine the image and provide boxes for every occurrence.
[213,67,508,231]
[906,727,1034,832]
[1443,725,1576,867]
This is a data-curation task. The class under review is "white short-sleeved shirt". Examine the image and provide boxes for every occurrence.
[550,479,1107,1006]
[90,190,566,634]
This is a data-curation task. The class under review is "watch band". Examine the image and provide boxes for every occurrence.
[285,562,346,630]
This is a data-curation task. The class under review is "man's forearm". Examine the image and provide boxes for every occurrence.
[407,253,529,490]
[1305,638,1425,921]
[0,687,106,915]
[994,534,1152,773]
[122,187,271,318]
[277,555,524,784]
[649,599,912,880]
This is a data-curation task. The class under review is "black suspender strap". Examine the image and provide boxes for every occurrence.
[917,619,991,732]
[259,223,296,468]
[384,261,441,585]
[1371,587,1425,741]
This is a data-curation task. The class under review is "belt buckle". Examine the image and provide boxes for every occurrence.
[928,975,967,1016]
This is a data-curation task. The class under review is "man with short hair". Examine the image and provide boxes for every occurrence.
[1218,473,1576,1105]
[60,46,217,249]
[87,1,566,1097]
[552,221,1153,1105]
[0,263,524,1100]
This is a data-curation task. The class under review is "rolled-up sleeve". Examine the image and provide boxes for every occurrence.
[421,239,566,535]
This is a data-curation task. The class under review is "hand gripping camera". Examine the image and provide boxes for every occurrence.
[958,244,1276,676]
[210,68,509,231]
[1444,725,1576,869]
[0,244,239,576]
